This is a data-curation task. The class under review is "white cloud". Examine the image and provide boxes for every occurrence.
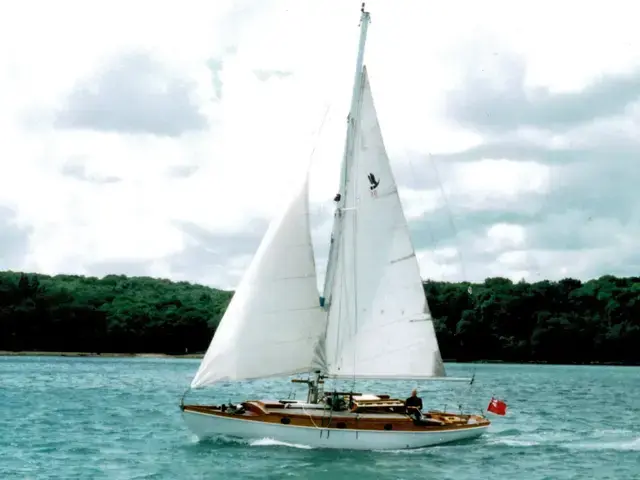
[416,248,463,282]
[447,159,551,210]
[485,223,527,252]
[0,0,639,288]
[399,187,443,220]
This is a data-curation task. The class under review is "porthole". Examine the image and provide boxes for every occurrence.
[384,424,393,430]
[280,417,291,425]
[336,422,347,429]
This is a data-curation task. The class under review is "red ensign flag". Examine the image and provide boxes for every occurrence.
[487,397,507,415]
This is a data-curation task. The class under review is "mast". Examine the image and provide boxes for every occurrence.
[348,4,371,134]
[322,3,371,301]
[340,2,370,207]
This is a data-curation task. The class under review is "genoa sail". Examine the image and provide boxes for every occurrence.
[190,172,327,388]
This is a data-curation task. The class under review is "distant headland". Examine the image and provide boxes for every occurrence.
[0,271,638,365]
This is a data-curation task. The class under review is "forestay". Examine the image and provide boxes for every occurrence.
[323,67,446,380]
[190,173,327,388]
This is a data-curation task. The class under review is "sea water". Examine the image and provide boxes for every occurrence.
[1,357,638,479]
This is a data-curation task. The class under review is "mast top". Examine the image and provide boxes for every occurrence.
[360,3,370,23]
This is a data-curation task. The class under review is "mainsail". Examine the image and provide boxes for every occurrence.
[322,67,446,380]
[190,173,327,388]
[190,17,449,388]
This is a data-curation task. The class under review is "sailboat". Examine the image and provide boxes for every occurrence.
[180,4,491,450]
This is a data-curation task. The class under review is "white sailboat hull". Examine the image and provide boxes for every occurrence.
[182,409,489,450]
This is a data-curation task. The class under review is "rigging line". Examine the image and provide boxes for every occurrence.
[331,235,347,371]
[352,246,358,371]
[179,387,190,410]
[428,153,469,283]
[352,197,358,392]
[527,160,554,280]
[463,369,479,414]
[307,101,333,169]
[302,405,322,429]
[301,399,333,433]
[306,100,334,305]
[349,66,368,394]
[406,154,442,279]
[325,223,347,376]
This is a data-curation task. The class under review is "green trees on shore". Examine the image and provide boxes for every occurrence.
[0,271,232,354]
[424,276,639,364]
[0,271,638,363]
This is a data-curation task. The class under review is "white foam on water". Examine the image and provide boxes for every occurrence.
[491,438,540,447]
[373,447,433,455]
[486,428,584,448]
[567,436,640,451]
[486,427,640,452]
[199,434,253,446]
[249,437,314,449]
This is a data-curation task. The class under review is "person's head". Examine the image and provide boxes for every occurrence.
[411,389,417,397]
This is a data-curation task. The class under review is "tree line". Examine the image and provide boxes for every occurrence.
[0,271,638,364]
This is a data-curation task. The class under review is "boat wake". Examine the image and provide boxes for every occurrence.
[195,434,314,450]
[373,447,437,455]
[249,438,314,450]
[568,432,640,451]
[486,428,640,451]
[373,436,483,455]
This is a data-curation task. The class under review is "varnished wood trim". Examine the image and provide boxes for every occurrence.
[182,404,490,432]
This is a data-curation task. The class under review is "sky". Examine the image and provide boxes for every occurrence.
[1,0,639,290]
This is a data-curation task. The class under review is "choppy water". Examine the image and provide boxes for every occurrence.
[1,357,638,479]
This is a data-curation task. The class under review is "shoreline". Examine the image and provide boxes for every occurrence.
[0,351,205,359]
[0,351,637,366]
